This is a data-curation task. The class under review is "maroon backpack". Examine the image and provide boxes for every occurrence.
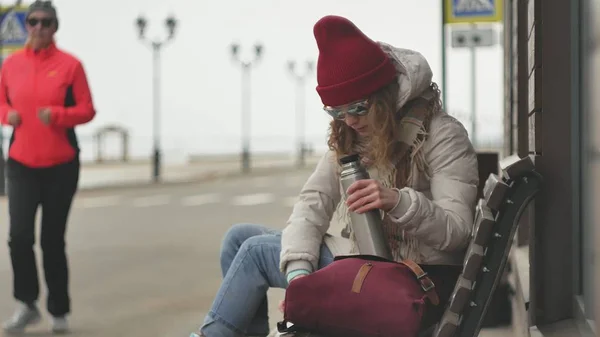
[278,254,439,337]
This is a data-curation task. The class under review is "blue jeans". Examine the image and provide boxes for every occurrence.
[200,223,334,337]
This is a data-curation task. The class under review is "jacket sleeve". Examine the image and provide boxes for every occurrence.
[280,151,341,275]
[388,114,479,252]
[50,61,96,127]
[0,64,11,126]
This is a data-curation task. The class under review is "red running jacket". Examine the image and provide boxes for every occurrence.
[0,42,96,168]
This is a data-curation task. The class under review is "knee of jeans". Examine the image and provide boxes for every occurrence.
[220,223,254,256]
[238,234,278,260]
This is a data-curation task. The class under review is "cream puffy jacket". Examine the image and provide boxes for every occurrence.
[280,45,479,276]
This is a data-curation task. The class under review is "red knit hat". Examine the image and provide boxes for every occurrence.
[313,15,397,107]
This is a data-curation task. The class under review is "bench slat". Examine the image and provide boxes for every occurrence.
[500,155,535,181]
[482,174,509,211]
[462,243,485,282]
[434,311,461,337]
[448,276,474,314]
[472,199,495,246]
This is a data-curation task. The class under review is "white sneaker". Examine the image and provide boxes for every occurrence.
[2,302,41,333]
[51,316,69,334]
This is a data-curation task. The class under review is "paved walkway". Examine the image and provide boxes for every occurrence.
[77,154,321,190]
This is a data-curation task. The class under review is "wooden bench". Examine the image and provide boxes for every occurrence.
[424,154,542,337]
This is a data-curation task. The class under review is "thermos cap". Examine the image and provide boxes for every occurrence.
[339,154,360,165]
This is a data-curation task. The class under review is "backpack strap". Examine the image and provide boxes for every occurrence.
[400,259,440,306]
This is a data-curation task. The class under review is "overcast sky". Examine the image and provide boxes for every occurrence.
[2,0,504,162]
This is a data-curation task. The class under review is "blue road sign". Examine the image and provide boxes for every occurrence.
[0,6,28,51]
[445,0,503,24]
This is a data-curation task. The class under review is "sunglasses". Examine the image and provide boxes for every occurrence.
[323,99,370,120]
[26,17,54,28]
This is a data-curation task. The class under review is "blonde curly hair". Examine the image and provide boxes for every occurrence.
[327,81,443,178]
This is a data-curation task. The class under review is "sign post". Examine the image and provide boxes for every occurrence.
[442,0,503,144]
[0,3,27,195]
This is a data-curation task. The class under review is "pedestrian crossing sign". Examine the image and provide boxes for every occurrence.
[445,0,503,24]
[0,6,28,54]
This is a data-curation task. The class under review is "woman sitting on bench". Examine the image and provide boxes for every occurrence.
[190,15,479,337]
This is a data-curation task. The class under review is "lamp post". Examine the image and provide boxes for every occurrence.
[230,42,263,174]
[287,60,313,168]
[0,0,24,196]
[135,13,178,183]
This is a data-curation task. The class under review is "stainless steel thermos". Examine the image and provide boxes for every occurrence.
[339,154,393,260]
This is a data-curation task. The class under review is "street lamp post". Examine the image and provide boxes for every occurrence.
[135,14,178,183]
[287,60,313,168]
[0,0,24,196]
[230,43,263,174]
